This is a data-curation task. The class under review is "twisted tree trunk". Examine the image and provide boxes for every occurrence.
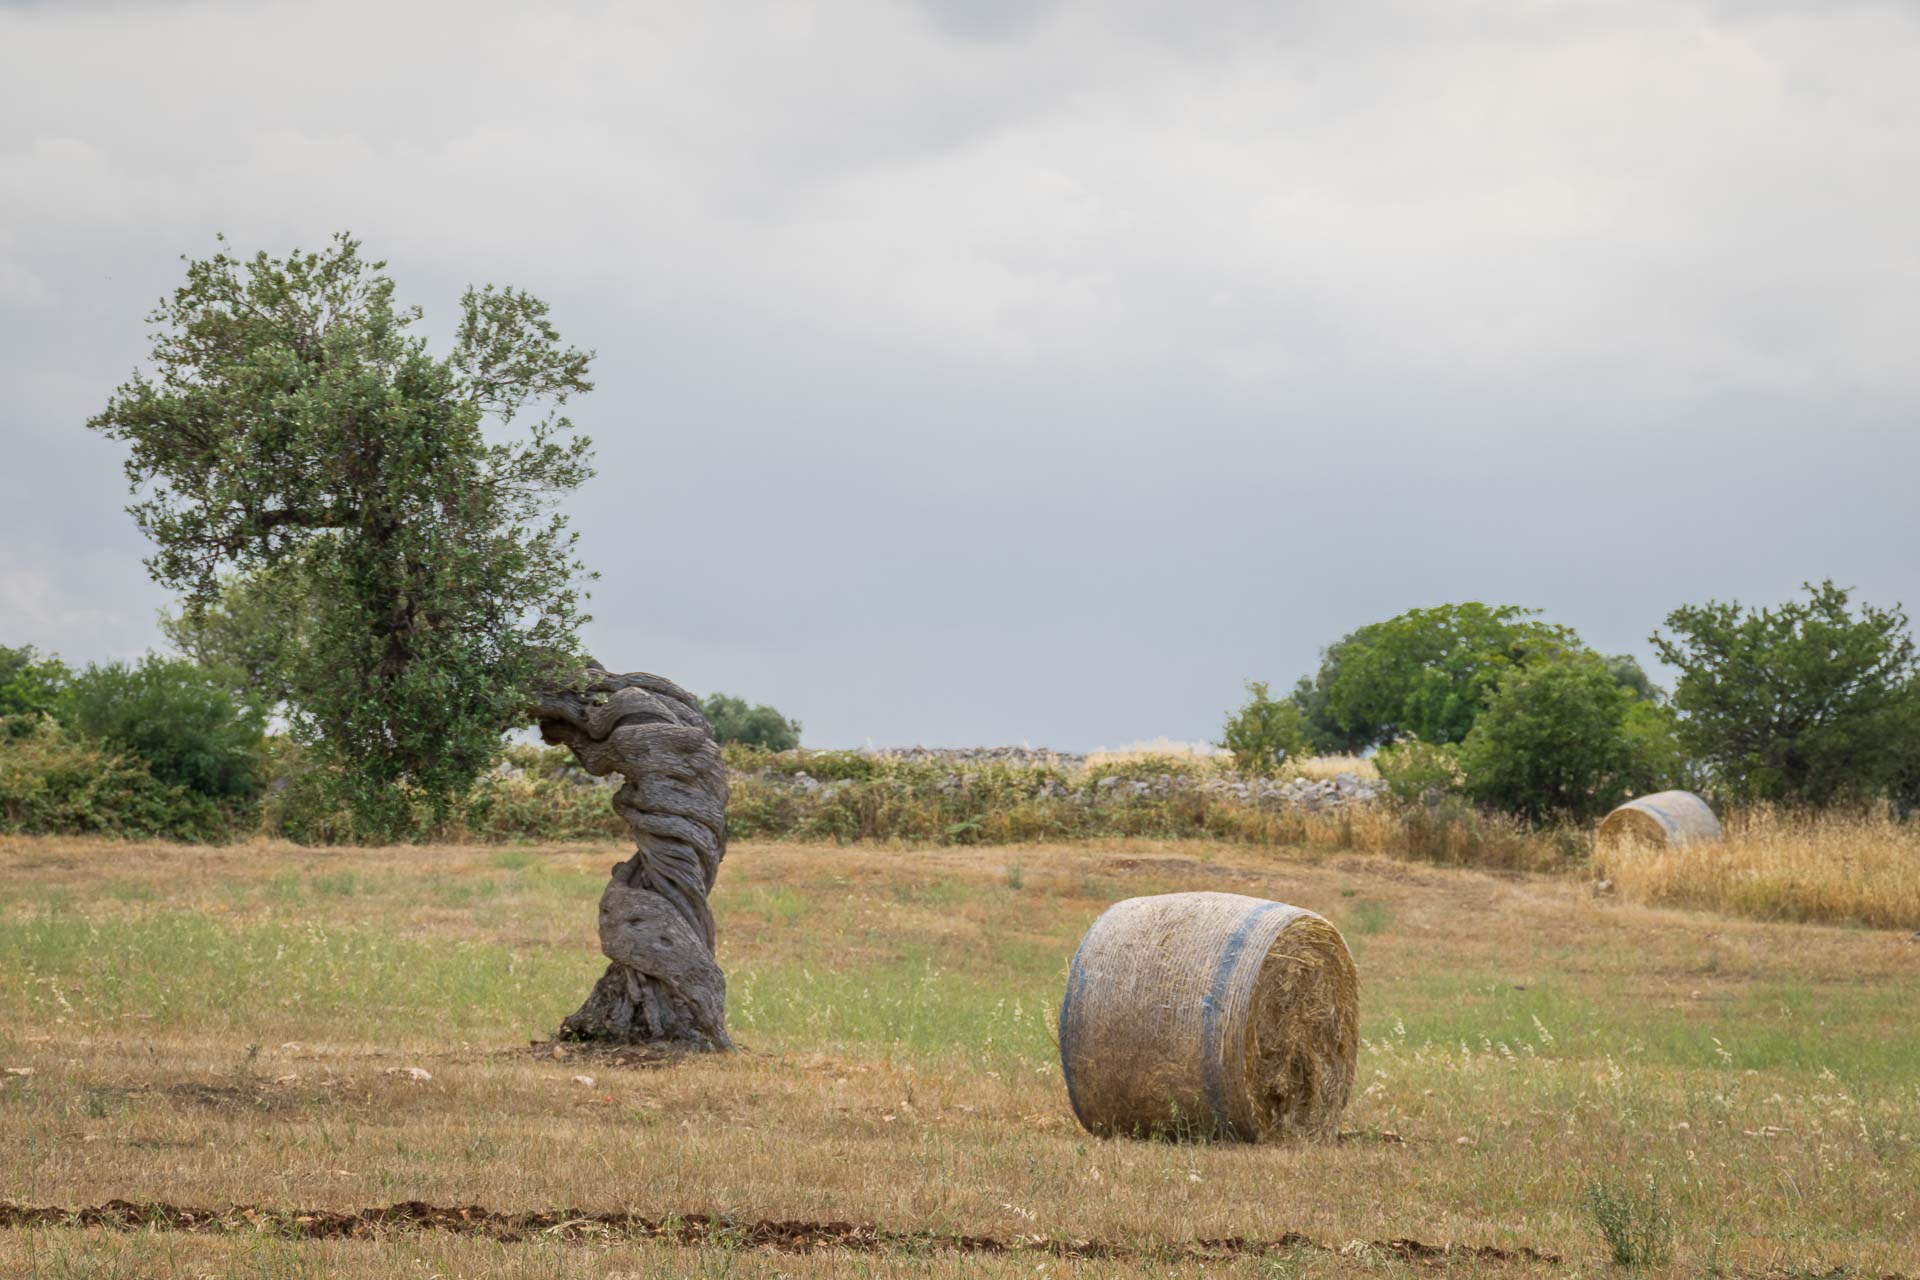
[533,667,732,1051]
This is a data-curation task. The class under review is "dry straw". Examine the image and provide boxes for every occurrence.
[1057,891,1359,1142]
[1605,805,1920,930]
[1596,790,1722,853]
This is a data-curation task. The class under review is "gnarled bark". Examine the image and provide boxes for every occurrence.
[533,667,732,1051]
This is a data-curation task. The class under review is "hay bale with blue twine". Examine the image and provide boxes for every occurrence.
[1057,891,1358,1141]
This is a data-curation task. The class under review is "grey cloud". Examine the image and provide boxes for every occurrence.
[908,0,1066,43]
[2,0,1917,748]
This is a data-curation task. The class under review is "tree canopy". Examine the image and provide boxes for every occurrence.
[0,644,70,734]
[701,694,802,752]
[1291,604,1583,751]
[1651,580,1916,807]
[59,655,267,801]
[1458,653,1676,822]
[88,235,596,834]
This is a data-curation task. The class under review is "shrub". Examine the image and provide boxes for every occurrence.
[703,693,801,751]
[1458,654,1666,822]
[254,738,622,845]
[59,654,267,802]
[255,738,360,845]
[1373,739,1462,801]
[459,744,621,842]
[1582,1175,1674,1268]
[725,744,875,780]
[0,715,226,839]
[1220,681,1308,777]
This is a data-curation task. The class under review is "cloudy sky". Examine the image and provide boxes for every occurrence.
[3,0,1917,749]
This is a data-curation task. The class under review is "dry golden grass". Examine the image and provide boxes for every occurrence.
[1082,744,1379,784]
[1083,738,1225,769]
[1292,755,1379,783]
[1,835,1914,1278]
[1603,806,1920,931]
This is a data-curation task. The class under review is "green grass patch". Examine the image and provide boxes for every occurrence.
[0,911,585,1043]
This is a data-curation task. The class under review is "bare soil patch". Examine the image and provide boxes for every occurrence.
[0,1198,1572,1267]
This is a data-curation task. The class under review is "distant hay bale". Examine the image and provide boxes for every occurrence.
[1597,790,1722,851]
[1057,891,1359,1142]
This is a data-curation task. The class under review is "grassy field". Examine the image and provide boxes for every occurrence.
[1,834,1915,1278]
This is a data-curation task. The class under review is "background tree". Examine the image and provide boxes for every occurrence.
[1456,653,1673,822]
[1291,634,1369,754]
[1603,653,1663,703]
[701,693,801,752]
[1885,680,1920,818]
[59,655,267,803]
[159,559,316,709]
[1220,680,1309,777]
[1651,581,1915,807]
[88,235,595,836]
[0,644,70,735]
[1293,604,1581,751]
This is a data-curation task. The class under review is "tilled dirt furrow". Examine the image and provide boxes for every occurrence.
[0,1198,1569,1267]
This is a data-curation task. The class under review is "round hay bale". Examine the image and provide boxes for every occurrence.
[1057,891,1358,1142]
[1597,790,1722,850]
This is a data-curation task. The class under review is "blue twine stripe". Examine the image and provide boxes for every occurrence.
[1637,796,1680,838]
[1056,918,1099,1129]
[1198,900,1284,1137]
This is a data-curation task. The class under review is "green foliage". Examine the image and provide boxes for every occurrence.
[58,654,266,801]
[723,743,873,779]
[1621,699,1693,792]
[88,234,596,838]
[458,744,622,843]
[720,751,1564,868]
[1290,640,1360,754]
[254,738,620,845]
[1884,684,1920,819]
[703,693,801,751]
[1582,1175,1675,1268]
[1373,739,1462,801]
[1603,653,1663,702]
[0,645,70,735]
[253,738,360,845]
[1219,680,1308,777]
[0,715,226,840]
[1457,653,1674,822]
[158,561,315,708]
[1294,604,1581,751]
[1651,581,1915,807]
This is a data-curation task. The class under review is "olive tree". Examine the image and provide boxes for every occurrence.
[92,236,740,1050]
[90,235,594,836]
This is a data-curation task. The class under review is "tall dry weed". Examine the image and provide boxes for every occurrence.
[1603,806,1920,930]
[1084,738,1225,768]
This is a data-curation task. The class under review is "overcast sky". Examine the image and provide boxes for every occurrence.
[3,0,1917,749]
